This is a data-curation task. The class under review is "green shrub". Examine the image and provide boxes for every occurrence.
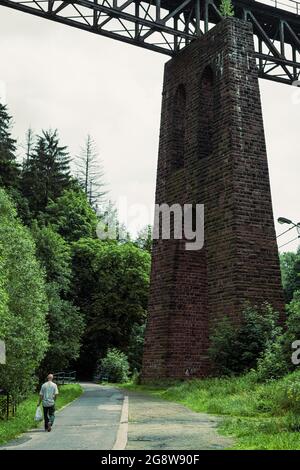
[280,252,300,303]
[256,336,288,381]
[209,303,280,376]
[208,316,237,375]
[283,292,300,365]
[277,373,300,414]
[100,348,129,383]
[256,292,300,381]
[130,369,141,385]
[220,0,234,17]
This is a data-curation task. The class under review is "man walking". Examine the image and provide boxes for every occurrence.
[38,374,59,432]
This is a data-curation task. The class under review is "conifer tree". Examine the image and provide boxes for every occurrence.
[0,102,20,189]
[24,127,35,165]
[76,134,107,208]
[22,129,71,214]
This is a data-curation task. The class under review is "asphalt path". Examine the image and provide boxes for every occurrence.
[126,390,233,450]
[1,383,124,450]
[1,383,232,450]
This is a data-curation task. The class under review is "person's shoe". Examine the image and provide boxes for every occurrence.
[47,423,52,432]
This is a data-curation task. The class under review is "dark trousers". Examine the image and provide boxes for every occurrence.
[43,405,55,430]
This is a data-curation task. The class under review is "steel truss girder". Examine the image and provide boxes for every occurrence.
[0,0,201,54]
[0,0,299,84]
[233,0,300,84]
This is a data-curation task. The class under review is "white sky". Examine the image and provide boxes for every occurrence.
[0,7,299,251]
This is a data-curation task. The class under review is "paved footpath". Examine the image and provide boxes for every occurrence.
[1,383,124,450]
[1,383,233,450]
[126,391,233,450]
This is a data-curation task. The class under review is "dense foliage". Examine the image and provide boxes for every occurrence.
[99,348,130,383]
[257,291,300,381]
[43,189,99,242]
[127,323,146,372]
[32,224,85,376]
[0,103,20,190]
[2,96,299,410]
[22,129,71,215]
[0,189,48,399]
[0,101,151,398]
[71,238,150,377]
[280,250,300,302]
[209,303,280,376]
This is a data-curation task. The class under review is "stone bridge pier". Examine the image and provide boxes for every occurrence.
[142,18,284,381]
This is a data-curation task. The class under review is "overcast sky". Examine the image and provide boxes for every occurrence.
[0,7,299,251]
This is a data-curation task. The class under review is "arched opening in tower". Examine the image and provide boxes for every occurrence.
[171,84,186,170]
[199,66,214,159]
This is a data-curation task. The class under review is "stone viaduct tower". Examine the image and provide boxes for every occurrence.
[1,0,294,381]
[142,18,284,380]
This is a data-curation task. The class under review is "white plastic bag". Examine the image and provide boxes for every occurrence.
[35,406,43,422]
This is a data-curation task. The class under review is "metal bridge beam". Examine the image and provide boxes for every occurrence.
[0,0,299,84]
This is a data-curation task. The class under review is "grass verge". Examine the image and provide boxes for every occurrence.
[0,383,83,445]
[120,370,300,450]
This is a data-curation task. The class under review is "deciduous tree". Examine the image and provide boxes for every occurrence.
[71,239,150,378]
[43,189,98,242]
[32,224,85,377]
[0,189,48,398]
